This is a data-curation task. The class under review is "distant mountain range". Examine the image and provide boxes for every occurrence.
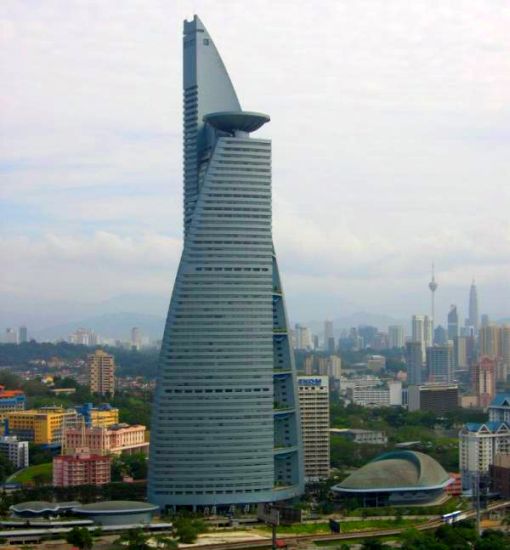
[31,312,166,342]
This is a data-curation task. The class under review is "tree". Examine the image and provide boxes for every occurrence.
[360,540,391,550]
[153,534,178,549]
[113,528,151,550]
[65,527,93,550]
[173,517,207,544]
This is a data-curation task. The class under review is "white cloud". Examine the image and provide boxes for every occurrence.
[1,0,509,325]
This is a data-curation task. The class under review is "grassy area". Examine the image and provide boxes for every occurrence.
[9,462,52,484]
[343,497,468,517]
[260,518,424,535]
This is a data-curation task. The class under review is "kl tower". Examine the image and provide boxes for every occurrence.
[428,264,438,332]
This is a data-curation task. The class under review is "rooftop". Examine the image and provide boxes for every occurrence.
[332,450,451,493]
[72,501,158,514]
[490,394,510,407]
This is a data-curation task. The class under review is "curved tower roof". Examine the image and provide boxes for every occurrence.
[148,15,304,509]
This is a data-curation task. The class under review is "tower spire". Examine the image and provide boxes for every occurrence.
[428,263,438,333]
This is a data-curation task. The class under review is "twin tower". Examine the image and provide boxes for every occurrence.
[148,16,304,509]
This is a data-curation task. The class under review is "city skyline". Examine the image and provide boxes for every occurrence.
[1,1,509,327]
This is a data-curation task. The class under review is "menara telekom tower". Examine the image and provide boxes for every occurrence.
[148,16,304,510]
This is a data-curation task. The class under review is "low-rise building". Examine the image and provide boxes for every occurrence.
[53,452,111,487]
[0,435,29,469]
[5,407,79,446]
[408,384,459,413]
[75,403,119,428]
[367,355,386,372]
[0,386,25,419]
[330,428,388,445]
[331,450,453,507]
[63,424,148,456]
[350,381,402,408]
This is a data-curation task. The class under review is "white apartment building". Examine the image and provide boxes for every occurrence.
[459,421,510,490]
[297,376,330,482]
[349,380,402,408]
[0,435,29,469]
[330,428,388,445]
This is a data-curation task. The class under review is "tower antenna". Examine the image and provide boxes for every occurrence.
[428,264,438,332]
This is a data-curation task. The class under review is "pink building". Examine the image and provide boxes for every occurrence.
[64,423,148,456]
[53,453,111,487]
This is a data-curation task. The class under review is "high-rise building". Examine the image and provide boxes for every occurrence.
[479,325,501,359]
[18,326,28,344]
[131,327,141,349]
[481,314,490,328]
[295,324,312,350]
[426,345,452,383]
[434,325,447,345]
[388,325,405,348]
[472,357,496,409]
[468,280,479,334]
[502,326,510,372]
[459,421,510,490]
[324,320,333,348]
[148,16,304,509]
[412,315,425,361]
[86,350,115,397]
[447,305,459,341]
[406,341,423,385]
[298,376,330,482]
[456,336,468,369]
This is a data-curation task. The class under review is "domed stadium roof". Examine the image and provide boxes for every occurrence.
[333,451,451,493]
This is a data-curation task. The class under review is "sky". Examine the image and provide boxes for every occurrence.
[1,0,509,331]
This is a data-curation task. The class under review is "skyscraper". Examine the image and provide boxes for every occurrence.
[447,305,459,341]
[388,325,405,348]
[426,345,452,384]
[412,315,426,361]
[18,326,28,344]
[148,16,304,509]
[406,341,423,385]
[468,280,479,334]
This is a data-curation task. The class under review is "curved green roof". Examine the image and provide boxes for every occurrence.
[334,451,451,492]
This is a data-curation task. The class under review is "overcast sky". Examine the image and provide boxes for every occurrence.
[1,0,509,330]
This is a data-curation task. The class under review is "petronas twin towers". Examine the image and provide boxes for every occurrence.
[148,16,304,509]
